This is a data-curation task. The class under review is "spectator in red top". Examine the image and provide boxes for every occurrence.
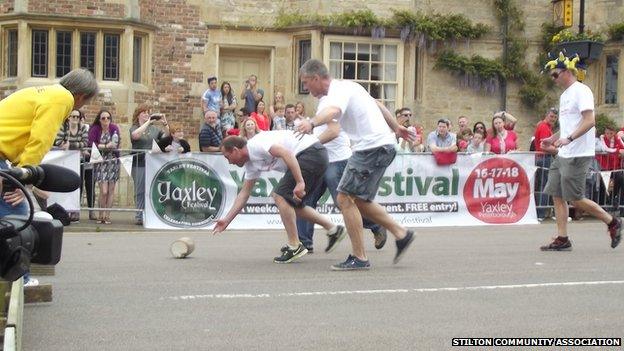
[597,124,624,171]
[485,115,517,154]
[598,124,624,213]
[534,108,558,152]
[250,100,271,131]
[533,107,558,220]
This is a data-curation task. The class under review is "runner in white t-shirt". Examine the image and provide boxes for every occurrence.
[297,59,416,270]
[540,53,621,251]
[214,130,345,264]
[295,96,388,253]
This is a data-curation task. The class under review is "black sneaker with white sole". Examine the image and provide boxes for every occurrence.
[325,225,346,253]
[274,243,308,263]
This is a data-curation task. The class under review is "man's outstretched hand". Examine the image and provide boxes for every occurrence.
[212,219,229,235]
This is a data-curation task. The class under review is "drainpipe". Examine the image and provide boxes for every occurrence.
[578,0,585,34]
[500,11,508,111]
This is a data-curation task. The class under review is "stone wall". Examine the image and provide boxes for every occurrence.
[0,1,14,14]
[28,0,126,17]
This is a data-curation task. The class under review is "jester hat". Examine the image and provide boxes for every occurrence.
[544,52,580,75]
[544,52,585,81]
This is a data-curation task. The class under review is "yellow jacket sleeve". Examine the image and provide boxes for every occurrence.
[19,102,72,166]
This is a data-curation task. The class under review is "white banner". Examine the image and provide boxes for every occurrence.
[41,150,81,211]
[145,152,537,229]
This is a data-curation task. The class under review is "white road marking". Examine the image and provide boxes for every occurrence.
[161,280,624,301]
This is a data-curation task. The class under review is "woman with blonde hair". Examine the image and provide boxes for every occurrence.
[269,91,285,118]
[240,117,261,140]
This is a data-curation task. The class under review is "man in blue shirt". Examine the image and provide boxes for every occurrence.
[427,118,458,152]
[201,76,222,116]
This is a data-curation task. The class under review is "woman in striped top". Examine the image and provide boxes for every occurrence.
[54,109,90,221]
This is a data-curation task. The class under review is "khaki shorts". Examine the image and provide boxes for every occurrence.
[544,156,593,201]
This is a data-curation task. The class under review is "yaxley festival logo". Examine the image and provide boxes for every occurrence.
[150,160,225,227]
[463,158,531,224]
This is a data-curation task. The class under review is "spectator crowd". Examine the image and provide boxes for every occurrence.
[48,72,624,225]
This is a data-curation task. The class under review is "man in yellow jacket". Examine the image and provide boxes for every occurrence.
[0,68,99,217]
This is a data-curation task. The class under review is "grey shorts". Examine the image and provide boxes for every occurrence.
[544,156,593,201]
[273,143,328,208]
[337,144,396,202]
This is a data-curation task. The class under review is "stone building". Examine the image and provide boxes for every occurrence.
[0,0,622,150]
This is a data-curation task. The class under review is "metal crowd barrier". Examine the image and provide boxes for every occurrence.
[53,149,624,219]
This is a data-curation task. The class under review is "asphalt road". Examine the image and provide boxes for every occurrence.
[23,221,624,350]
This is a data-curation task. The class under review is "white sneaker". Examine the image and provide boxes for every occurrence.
[551,216,572,222]
[24,277,39,287]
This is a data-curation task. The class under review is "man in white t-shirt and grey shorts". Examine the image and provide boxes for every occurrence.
[295,96,389,254]
[298,59,416,270]
[540,53,621,250]
[213,131,345,263]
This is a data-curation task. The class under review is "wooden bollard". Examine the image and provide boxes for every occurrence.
[24,284,52,303]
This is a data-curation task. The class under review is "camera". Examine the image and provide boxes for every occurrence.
[0,164,80,281]
[0,215,62,281]
[150,113,163,121]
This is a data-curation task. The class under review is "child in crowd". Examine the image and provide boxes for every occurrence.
[272,104,286,130]
[466,131,485,153]
[458,129,473,152]
[412,133,426,153]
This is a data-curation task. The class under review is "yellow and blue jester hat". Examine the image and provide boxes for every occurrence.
[544,52,586,82]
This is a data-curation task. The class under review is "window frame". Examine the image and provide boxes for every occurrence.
[80,31,97,75]
[103,32,120,81]
[296,38,311,94]
[133,33,148,84]
[31,29,48,77]
[322,35,404,110]
[5,27,18,78]
[604,53,619,105]
[55,30,73,78]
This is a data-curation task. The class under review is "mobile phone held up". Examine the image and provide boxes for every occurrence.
[150,113,163,120]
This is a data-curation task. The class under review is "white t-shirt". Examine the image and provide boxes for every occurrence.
[314,96,352,162]
[244,130,319,180]
[558,81,595,158]
[322,79,396,151]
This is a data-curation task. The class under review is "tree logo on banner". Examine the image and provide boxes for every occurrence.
[150,159,225,227]
[463,157,530,224]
